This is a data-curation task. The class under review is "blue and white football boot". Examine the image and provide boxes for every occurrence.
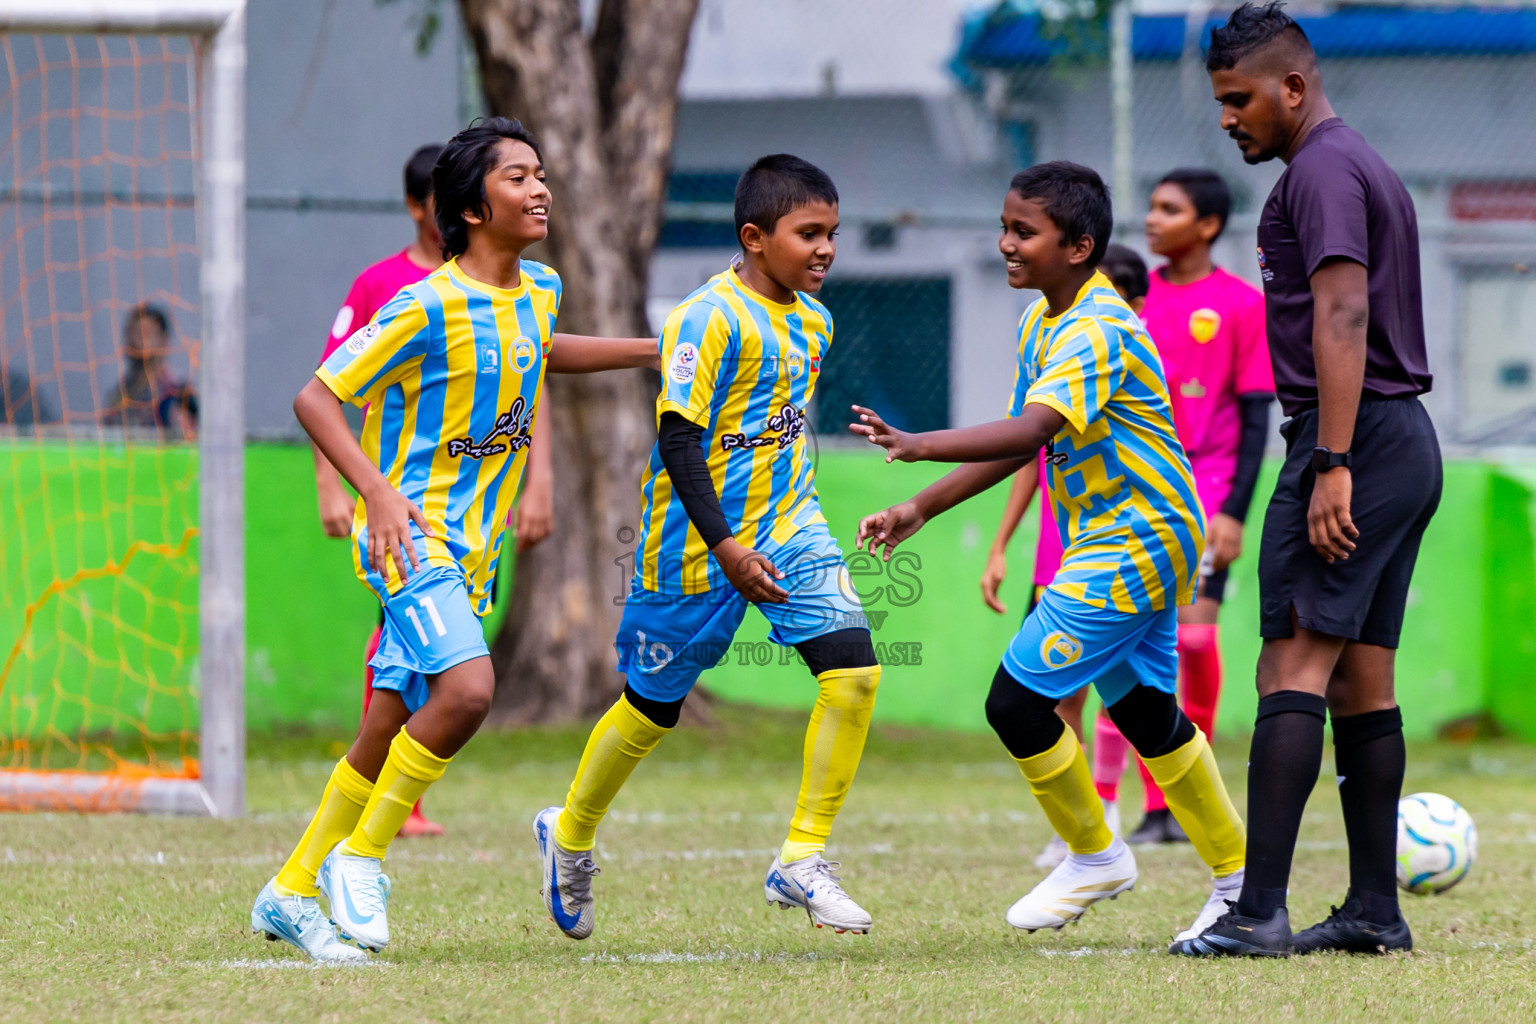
[765,853,872,934]
[534,806,600,940]
[250,878,369,964]
[317,840,391,952]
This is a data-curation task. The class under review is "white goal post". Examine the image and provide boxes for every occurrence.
[0,0,246,817]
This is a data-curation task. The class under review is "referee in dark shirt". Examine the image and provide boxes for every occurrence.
[1175,2,1441,958]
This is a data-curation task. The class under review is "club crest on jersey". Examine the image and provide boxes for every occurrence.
[788,352,805,379]
[344,322,381,356]
[837,566,859,604]
[1039,631,1083,669]
[512,337,537,373]
[445,395,535,460]
[1189,308,1221,344]
[669,343,698,384]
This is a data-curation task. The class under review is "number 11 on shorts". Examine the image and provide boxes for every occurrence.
[403,595,448,645]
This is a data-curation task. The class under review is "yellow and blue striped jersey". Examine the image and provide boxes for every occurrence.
[1008,271,1205,613]
[317,257,560,615]
[636,266,830,593]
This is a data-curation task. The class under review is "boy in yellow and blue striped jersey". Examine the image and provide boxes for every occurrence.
[535,155,882,940]
[852,162,1247,948]
[250,118,659,964]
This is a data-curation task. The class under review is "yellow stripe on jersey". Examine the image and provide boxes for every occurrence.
[318,257,560,615]
[1006,271,1205,613]
[637,266,830,594]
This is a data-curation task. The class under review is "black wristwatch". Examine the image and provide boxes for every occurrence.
[1311,446,1352,472]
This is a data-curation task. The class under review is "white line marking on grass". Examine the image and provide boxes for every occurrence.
[1035,947,1157,958]
[580,950,822,965]
[194,959,391,970]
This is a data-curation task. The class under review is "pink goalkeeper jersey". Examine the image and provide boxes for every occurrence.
[1031,449,1063,586]
[322,248,437,363]
[1143,266,1272,517]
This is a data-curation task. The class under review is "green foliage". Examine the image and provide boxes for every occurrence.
[377,0,444,56]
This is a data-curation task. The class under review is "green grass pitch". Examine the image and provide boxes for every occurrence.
[1,707,1533,1022]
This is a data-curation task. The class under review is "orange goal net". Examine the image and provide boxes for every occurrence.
[0,3,246,816]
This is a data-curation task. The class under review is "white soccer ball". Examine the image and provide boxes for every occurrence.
[1396,792,1477,895]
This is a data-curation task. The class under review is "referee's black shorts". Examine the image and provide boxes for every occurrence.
[1258,396,1441,649]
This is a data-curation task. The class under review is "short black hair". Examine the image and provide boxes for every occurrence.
[1156,168,1233,240]
[1099,244,1149,302]
[404,143,443,203]
[125,302,170,338]
[1206,2,1314,73]
[734,154,838,245]
[433,117,542,259]
[1008,161,1113,269]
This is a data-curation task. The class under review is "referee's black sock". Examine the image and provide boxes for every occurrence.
[1235,691,1328,919]
[1332,706,1406,925]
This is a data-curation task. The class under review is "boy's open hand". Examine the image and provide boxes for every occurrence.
[849,405,921,462]
[856,500,925,561]
[712,537,789,604]
[361,483,435,583]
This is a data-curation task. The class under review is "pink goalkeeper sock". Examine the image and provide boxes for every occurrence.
[1092,710,1130,802]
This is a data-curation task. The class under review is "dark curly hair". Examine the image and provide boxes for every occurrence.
[1206,2,1315,73]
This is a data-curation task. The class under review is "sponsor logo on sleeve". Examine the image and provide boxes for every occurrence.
[668,342,699,384]
[344,321,382,356]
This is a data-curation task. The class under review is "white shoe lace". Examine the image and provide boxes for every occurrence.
[344,862,388,918]
[792,856,852,902]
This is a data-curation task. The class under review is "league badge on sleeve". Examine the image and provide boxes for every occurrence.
[344,322,382,356]
[669,342,699,384]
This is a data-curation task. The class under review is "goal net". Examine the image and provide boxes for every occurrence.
[0,1,245,816]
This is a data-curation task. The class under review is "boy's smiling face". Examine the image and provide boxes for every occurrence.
[463,138,551,250]
[998,190,1092,293]
[746,200,838,296]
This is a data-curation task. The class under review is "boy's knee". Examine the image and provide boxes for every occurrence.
[436,662,496,723]
[1103,684,1195,758]
[985,664,1064,760]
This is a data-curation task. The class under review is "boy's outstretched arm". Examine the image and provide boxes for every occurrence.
[856,457,1029,563]
[547,333,661,373]
[294,377,433,583]
[850,403,1065,464]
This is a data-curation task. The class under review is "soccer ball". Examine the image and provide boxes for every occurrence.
[1396,792,1477,895]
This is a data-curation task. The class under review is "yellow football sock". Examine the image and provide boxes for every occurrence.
[1015,727,1113,856]
[274,756,374,897]
[343,727,450,861]
[1140,729,1245,877]
[781,665,881,863]
[555,695,672,851]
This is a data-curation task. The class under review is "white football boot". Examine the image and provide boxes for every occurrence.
[765,853,872,934]
[1006,837,1138,932]
[1033,803,1119,870]
[318,841,391,951]
[250,878,369,964]
[534,805,600,940]
[1175,867,1245,943]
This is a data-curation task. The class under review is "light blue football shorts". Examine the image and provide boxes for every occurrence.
[1000,588,1178,708]
[368,564,490,713]
[615,521,868,703]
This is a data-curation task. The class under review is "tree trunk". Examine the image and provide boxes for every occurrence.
[456,0,700,724]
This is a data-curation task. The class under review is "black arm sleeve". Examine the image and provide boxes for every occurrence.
[657,411,732,548]
[1219,393,1272,523]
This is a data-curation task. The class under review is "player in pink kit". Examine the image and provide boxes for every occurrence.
[1096,169,1275,847]
[980,244,1149,868]
[313,144,554,837]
